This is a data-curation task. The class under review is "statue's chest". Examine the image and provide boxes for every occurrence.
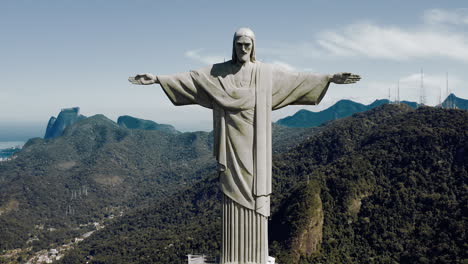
[232,66,254,88]
[234,72,251,87]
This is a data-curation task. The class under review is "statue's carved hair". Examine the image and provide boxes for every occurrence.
[232,27,256,63]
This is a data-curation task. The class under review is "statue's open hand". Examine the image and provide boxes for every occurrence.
[128,73,158,85]
[330,72,361,84]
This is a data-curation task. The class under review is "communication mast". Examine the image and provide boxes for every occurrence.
[446,72,449,98]
[396,80,400,104]
[445,72,453,109]
[388,87,391,103]
[419,68,426,106]
[438,86,442,106]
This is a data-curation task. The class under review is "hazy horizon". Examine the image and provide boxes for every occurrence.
[2,1,467,137]
[1,92,465,142]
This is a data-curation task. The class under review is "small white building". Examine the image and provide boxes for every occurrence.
[187,254,217,264]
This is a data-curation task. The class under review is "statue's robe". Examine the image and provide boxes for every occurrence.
[158,61,330,264]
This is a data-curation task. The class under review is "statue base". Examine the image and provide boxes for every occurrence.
[186,254,275,264]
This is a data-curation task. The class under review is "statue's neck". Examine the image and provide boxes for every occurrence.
[236,60,252,66]
[235,61,253,71]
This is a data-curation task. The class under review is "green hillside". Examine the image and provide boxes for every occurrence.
[0,115,215,257]
[271,105,467,263]
[59,105,467,264]
[117,115,179,134]
[442,93,468,110]
[0,114,317,263]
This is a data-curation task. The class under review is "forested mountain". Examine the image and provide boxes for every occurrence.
[277,93,467,129]
[44,107,86,139]
[442,93,468,110]
[0,114,215,258]
[276,98,418,128]
[59,104,467,264]
[271,104,467,263]
[0,113,317,263]
[117,115,179,134]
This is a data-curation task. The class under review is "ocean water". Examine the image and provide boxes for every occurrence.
[0,141,25,149]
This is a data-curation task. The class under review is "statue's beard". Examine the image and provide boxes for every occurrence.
[238,53,250,63]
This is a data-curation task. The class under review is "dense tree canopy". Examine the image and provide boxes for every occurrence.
[57,105,467,264]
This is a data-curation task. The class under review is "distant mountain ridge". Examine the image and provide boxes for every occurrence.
[117,115,179,134]
[44,107,86,139]
[44,108,180,140]
[276,99,418,128]
[276,94,467,128]
[442,93,468,109]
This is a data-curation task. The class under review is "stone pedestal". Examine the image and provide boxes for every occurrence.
[186,254,275,264]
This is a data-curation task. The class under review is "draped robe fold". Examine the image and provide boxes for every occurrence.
[158,61,330,264]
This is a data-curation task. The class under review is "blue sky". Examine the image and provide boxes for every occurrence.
[1,1,467,139]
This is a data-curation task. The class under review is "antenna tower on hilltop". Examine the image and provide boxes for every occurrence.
[388,87,391,103]
[438,86,442,106]
[397,80,400,104]
[445,72,453,109]
[446,72,449,98]
[419,68,426,106]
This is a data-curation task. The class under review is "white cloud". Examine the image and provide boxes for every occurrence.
[259,43,322,60]
[316,22,468,62]
[257,9,468,65]
[185,49,225,65]
[423,8,468,25]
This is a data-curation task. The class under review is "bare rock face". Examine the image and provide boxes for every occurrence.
[44,107,86,139]
[292,192,324,257]
[270,181,324,263]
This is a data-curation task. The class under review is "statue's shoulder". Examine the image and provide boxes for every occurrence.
[190,61,234,79]
[253,61,275,75]
[255,61,273,71]
[208,60,235,78]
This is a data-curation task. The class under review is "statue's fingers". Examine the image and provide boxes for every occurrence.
[128,77,140,85]
[135,74,143,80]
[134,75,147,84]
[136,74,149,80]
[143,73,154,80]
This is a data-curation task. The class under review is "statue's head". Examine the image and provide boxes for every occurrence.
[232,27,256,64]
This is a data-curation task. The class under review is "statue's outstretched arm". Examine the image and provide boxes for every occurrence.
[329,72,361,84]
[128,73,159,85]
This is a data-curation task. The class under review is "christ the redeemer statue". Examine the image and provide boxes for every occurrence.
[129,28,360,264]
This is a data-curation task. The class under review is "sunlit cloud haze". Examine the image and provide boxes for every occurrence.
[185,49,226,65]
[317,22,468,62]
[423,8,468,25]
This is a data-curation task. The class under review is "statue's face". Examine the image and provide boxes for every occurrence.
[235,36,253,63]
